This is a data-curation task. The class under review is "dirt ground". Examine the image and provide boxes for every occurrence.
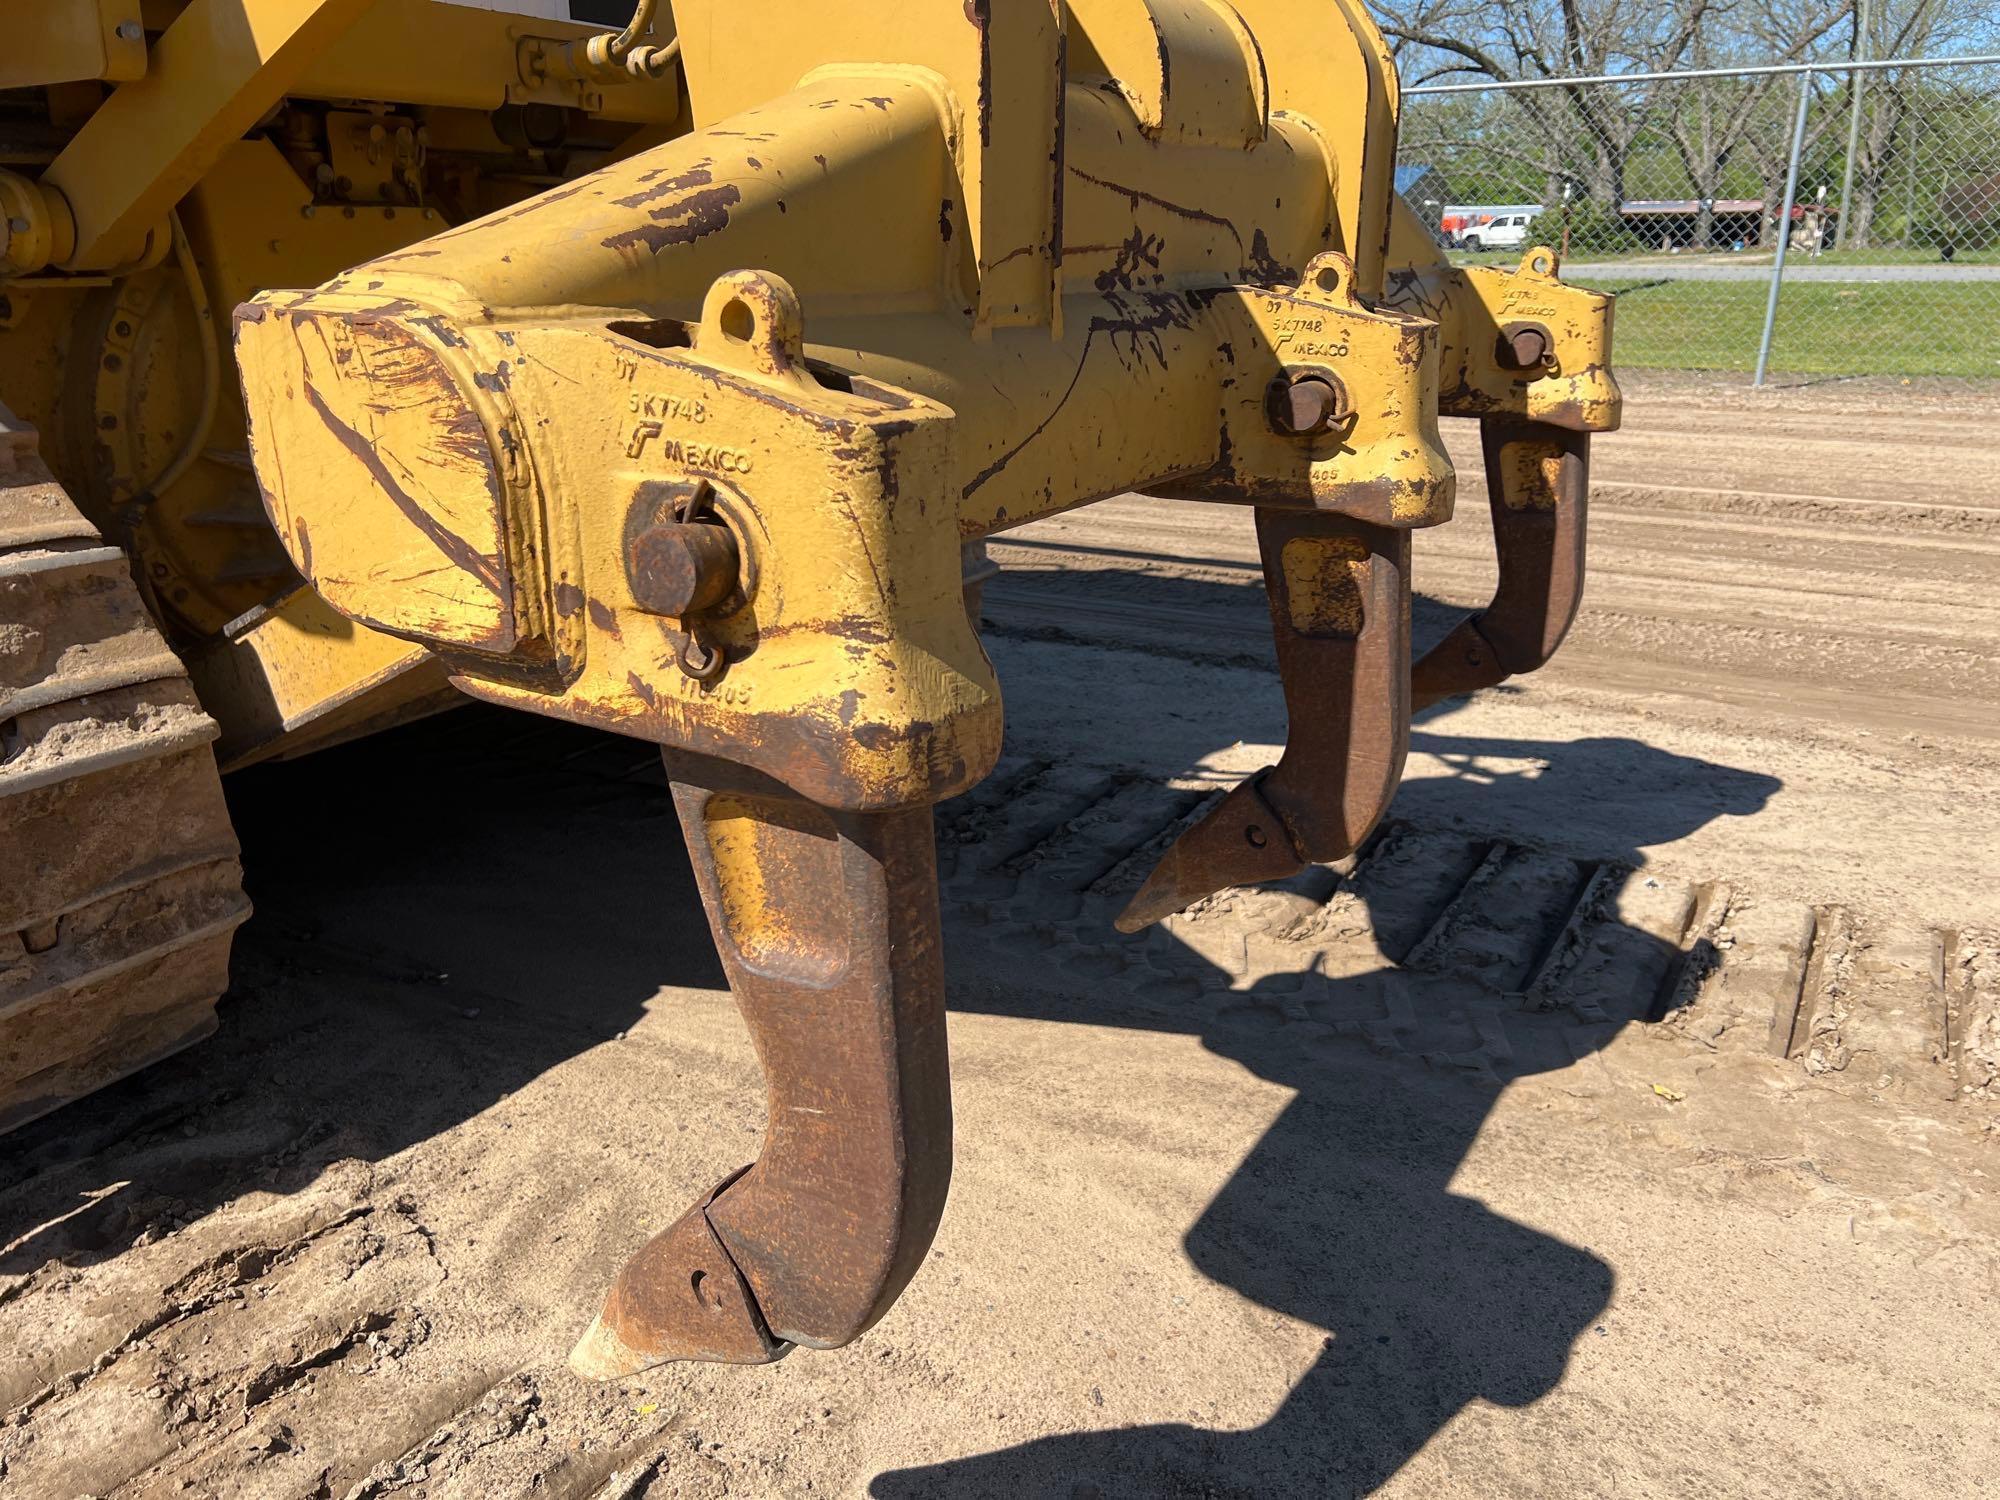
[4,373,1999,1498]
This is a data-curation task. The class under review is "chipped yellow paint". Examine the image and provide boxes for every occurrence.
[1279,533,1371,637]
[5,0,1616,790]
[242,306,518,652]
[2,0,684,766]
[704,796,849,980]
[1188,254,1455,527]
[1383,201,1621,432]
[1492,436,1569,513]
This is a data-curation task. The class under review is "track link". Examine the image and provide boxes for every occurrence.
[0,406,249,1133]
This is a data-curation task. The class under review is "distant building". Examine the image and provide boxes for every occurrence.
[1617,199,1806,249]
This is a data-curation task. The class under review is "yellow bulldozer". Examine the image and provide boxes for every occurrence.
[1,0,1617,1375]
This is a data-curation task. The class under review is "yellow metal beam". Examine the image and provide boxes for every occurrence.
[672,0,1065,331]
[188,587,446,770]
[0,1,149,89]
[295,1,683,123]
[41,0,380,271]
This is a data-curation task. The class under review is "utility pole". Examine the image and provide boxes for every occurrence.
[1835,0,1871,249]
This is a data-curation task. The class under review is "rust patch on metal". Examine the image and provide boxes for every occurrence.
[576,791,952,1371]
[1410,418,1589,709]
[969,0,993,145]
[1277,533,1369,635]
[625,670,660,710]
[611,159,719,209]
[1246,228,1297,285]
[603,162,745,258]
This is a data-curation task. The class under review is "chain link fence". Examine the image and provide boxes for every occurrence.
[1397,57,2000,384]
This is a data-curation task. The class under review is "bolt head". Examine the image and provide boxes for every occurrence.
[627,521,740,617]
[1498,323,1552,372]
[1267,374,1347,437]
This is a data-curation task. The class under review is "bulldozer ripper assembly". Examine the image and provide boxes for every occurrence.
[0,0,1618,1378]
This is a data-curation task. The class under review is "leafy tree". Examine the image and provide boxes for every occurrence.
[1380,0,1999,253]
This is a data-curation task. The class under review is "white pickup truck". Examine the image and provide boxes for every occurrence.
[1458,211,1536,251]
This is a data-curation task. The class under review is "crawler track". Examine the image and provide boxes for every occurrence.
[0,415,249,1133]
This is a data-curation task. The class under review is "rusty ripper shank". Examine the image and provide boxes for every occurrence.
[229,0,1619,1376]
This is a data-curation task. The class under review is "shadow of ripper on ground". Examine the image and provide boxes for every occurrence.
[4,633,1778,1498]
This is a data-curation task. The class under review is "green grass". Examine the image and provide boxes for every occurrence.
[1574,276,2000,378]
[1795,245,2000,267]
[1446,245,2000,270]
